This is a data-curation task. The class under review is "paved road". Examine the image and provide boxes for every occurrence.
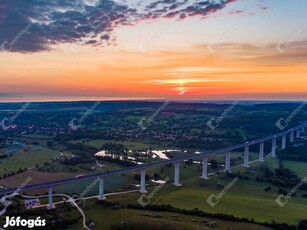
[0,121,305,196]
[18,190,140,229]
[0,142,300,230]
[21,194,90,230]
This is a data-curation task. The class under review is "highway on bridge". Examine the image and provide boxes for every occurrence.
[0,121,306,196]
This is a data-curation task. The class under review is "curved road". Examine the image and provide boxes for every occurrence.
[20,193,90,230]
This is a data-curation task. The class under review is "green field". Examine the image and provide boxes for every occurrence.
[0,134,305,228]
[105,158,307,225]
[19,134,54,139]
[107,177,307,225]
[260,158,307,179]
[153,178,307,224]
[55,174,129,195]
[0,149,60,176]
[76,199,273,230]
[40,161,101,174]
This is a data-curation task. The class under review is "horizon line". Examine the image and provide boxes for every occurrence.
[0,99,305,104]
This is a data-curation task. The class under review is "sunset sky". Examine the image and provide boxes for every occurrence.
[0,0,307,102]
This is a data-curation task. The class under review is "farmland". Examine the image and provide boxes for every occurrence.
[0,149,60,177]
[0,101,306,229]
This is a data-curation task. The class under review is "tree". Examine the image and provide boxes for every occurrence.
[298,220,307,230]
[47,141,53,148]
[264,186,271,192]
[210,159,218,169]
[101,142,127,159]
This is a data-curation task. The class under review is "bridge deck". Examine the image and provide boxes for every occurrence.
[0,121,305,196]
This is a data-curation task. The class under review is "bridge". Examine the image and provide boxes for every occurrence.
[0,122,306,210]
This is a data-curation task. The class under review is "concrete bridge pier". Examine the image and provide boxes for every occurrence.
[48,187,54,209]
[290,131,294,142]
[225,151,231,172]
[296,129,300,138]
[281,135,286,149]
[99,177,106,200]
[243,146,249,167]
[140,170,147,193]
[259,142,264,162]
[271,138,276,157]
[173,162,181,186]
[201,156,208,179]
